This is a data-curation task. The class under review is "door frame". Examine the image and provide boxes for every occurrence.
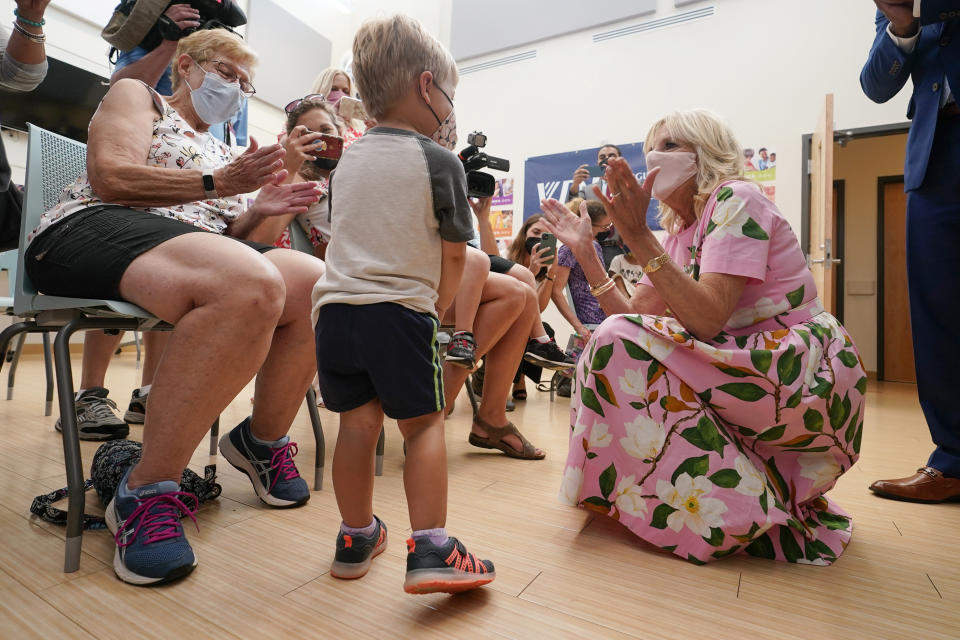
[800,121,911,254]
[876,174,906,382]
[832,179,845,324]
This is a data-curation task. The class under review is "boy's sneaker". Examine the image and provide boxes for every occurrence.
[218,417,310,508]
[105,468,199,586]
[523,339,575,370]
[55,387,129,441]
[124,387,148,424]
[404,536,495,594]
[330,516,388,579]
[445,331,476,369]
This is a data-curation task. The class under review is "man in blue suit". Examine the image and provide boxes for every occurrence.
[862,0,960,502]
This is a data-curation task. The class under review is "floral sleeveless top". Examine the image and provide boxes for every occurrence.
[28,81,244,243]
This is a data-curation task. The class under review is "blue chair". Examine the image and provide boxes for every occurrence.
[0,248,53,412]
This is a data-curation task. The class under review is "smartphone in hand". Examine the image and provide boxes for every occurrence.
[586,165,606,179]
[539,233,557,264]
[338,96,368,122]
[311,132,344,160]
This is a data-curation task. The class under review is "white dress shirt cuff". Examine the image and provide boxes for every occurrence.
[914,0,921,18]
[887,22,921,52]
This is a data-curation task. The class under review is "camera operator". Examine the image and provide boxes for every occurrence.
[110,3,199,94]
[566,144,621,202]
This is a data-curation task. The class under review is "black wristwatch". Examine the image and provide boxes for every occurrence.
[202,168,218,199]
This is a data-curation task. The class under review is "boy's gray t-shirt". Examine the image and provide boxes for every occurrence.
[311,127,474,318]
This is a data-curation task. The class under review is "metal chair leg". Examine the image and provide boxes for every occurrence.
[0,321,33,384]
[305,388,324,490]
[6,332,26,400]
[134,330,142,369]
[465,374,479,416]
[42,332,54,416]
[375,425,385,477]
[53,318,87,573]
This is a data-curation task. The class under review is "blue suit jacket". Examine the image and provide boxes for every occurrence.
[860,2,960,191]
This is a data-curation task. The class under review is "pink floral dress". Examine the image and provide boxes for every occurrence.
[560,181,866,565]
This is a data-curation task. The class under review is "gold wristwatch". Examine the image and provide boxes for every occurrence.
[642,253,670,274]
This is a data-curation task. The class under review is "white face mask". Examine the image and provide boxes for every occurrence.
[187,59,246,126]
[645,150,698,202]
[426,83,457,151]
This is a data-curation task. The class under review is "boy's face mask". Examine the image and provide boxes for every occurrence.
[425,82,457,151]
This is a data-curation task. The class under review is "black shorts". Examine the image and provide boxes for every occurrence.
[314,302,444,420]
[26,206,274,301]
[489,254,516,274]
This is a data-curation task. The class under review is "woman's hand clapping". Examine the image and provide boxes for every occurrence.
[249,175,322,218]
[594,157,659,241]
[214,137,288,197]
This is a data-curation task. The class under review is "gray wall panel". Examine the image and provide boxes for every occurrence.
[246,0,332,110]
[451,0,656,61]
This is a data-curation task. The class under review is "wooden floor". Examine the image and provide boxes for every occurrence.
[0,351,958,640]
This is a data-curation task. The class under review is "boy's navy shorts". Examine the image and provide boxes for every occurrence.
[314,302,445,420]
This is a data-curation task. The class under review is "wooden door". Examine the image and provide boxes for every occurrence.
[880,178,915,383]
[808,94,838,313]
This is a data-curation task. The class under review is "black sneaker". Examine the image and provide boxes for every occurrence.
[404,536,495,594]
[445,331,476,369]
[55,387,129,441]
[523,339,575,370]
[218,417,310,508]
[124,387,148,424]
[330,516,388,579]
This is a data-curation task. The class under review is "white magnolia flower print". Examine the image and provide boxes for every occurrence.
[656,473,728,537]
[709,195,749,239]
[728,296,791,329]
[694,341,734,363]
[636,329,675,361]
[559,466,584,506]
[614,475,648,519]
[588,423,613,448]
[618,368,647,398]
[804,341,823,387]
[572,420,588,437]
[619,414,666,460]
[798,454,841,490]
[734,454,766,496]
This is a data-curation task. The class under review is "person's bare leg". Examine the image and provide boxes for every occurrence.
[333,398,384,527]
[249,249,326,441]
[78,330,124,389]
[115,234,287,488]
[444,273,542,455]
[452,247,489,333]
[505,263,549,340]
[140,331,170,387]
[398,410,447,530]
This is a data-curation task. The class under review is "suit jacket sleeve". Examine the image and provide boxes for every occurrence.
[920,0,960,25]
[860,10,915,104]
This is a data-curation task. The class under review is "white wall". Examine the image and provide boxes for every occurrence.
[452,0,912,347]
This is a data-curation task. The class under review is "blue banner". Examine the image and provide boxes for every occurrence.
[523,142,661,230]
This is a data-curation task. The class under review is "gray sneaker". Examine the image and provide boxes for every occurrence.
[55,387,129,441]
[124,387,148,424]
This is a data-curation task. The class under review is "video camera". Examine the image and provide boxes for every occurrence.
[104,0,247,58]
[458,131,510,198]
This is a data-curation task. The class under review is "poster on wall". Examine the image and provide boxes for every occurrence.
[743,146,776,202]
[492,178,514,208]
[489,209,514,239]
[523,142,661,230]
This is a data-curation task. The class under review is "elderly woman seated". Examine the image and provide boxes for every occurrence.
[543,109,866,566]
[25,29,324,585]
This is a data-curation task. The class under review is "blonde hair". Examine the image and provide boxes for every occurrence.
[644,109,745,235]
[171,29,257,92]
[351,14,458,121]
[311,67,353,97]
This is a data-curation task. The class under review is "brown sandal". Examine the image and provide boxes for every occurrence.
[469,416,545,460]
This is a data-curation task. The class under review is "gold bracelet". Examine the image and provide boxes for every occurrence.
[590,278,617,297]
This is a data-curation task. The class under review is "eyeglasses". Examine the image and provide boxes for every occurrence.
[592,221,614,232]
[205,59,256,97]
[285,94,326,114]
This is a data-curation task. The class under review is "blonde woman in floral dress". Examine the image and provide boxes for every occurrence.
[541,110,865,565]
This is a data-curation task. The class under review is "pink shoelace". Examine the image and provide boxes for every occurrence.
[114,491,199,548]
[268,441,301,491]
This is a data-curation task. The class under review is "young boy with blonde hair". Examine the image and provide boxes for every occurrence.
[312,14,495,594]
